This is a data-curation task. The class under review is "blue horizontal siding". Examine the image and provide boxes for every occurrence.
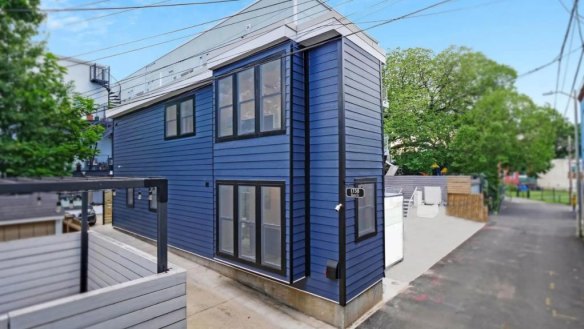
[302,40,341,302]
[342,39,384,301]
[111,38,384,303]
[113,85,215,258]
[291,45,307,282]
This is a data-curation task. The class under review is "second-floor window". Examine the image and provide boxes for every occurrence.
[217,58,283,141]
[165,97,195,139]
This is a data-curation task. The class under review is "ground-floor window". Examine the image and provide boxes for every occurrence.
[216,181,284,274]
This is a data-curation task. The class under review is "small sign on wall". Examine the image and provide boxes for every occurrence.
[346,187,365,198]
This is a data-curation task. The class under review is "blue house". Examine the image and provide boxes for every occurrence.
[108,1,386,326]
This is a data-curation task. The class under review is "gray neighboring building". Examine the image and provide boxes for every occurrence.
[58,57,114,176]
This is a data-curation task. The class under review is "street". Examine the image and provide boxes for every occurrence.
[360,199,584,329]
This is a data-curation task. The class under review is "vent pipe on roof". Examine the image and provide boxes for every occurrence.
[293,0,298,26]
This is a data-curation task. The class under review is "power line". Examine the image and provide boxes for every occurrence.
[517,45,583,78]
[8,0,243,13]
[554,0,578,109]
[81,0,351,110]
[77,0,346,97]
[104,0,455,111]
[78,0,112,8]
[82,0,455,99]
[63,0,314,60]
[564,7,584,116]
[561,16,577,94]
[77,0,174,25]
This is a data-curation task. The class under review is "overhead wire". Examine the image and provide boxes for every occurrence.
[78,0,351,98]
[554,0,578,109]
[99,0,455,111]
[78,0,174,24]
[78,0,112,8]
[564,3,584,117]
[65,0,336,66]
[81,0,456,100]
[8,0,243,13]
[82,0,446,101]
[63,0,303,59]
[561,16,576,95]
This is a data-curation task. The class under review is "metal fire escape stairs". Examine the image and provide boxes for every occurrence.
[89,64,121,109]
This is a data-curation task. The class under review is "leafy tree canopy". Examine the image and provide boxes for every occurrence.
[384,46,517,174]
[384,46,560,179]
[0,0,103,177]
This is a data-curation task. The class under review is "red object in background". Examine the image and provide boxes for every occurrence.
[504,172,519,185]
[86,114,94,121]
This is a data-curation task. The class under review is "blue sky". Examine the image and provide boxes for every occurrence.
[41,0,573,118]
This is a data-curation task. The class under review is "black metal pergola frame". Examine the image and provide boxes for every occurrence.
[0,176,168,293]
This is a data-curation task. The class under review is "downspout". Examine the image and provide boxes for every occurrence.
[338,39,347,307]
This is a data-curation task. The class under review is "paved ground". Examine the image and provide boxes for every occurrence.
[359,199,584,329]
[389,208,485,283]
[93,225,332,329]
[352,207,485,328]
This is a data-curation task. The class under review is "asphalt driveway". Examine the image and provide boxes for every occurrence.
[359,198,584,329]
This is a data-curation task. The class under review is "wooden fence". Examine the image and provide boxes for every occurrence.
[447,193,489,222]
[446,176,488,222]
[0,220,57,242]
[447,176,472,194]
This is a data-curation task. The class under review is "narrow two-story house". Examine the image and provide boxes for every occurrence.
[108,0,386,327]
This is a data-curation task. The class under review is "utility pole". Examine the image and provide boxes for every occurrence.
[543,89,583,237]
[573,90,583,238]
[569,135,574,211]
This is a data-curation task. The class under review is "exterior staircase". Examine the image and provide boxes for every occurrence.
[109,91,121,107]
[402,186,418,219]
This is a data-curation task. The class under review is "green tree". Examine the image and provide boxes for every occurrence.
[449,90,558,210]
[0,0,103,177]
[384,46,517,174]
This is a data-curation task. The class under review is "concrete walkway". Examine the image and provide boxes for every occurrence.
[93,225,332,329]
[359,199,584,328]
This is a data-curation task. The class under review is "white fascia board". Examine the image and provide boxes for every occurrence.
[207,25,296,70]
[295,14,386,63]
[108,71,212,118]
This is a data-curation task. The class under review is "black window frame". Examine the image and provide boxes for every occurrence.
[164,96,195,140]
[149,187,157,212]
[215,180,286,275]
[354,178,377,242]
[215,56,285,143]
[126,188,134,208]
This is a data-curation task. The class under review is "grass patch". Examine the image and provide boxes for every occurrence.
[505,189,572,205]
